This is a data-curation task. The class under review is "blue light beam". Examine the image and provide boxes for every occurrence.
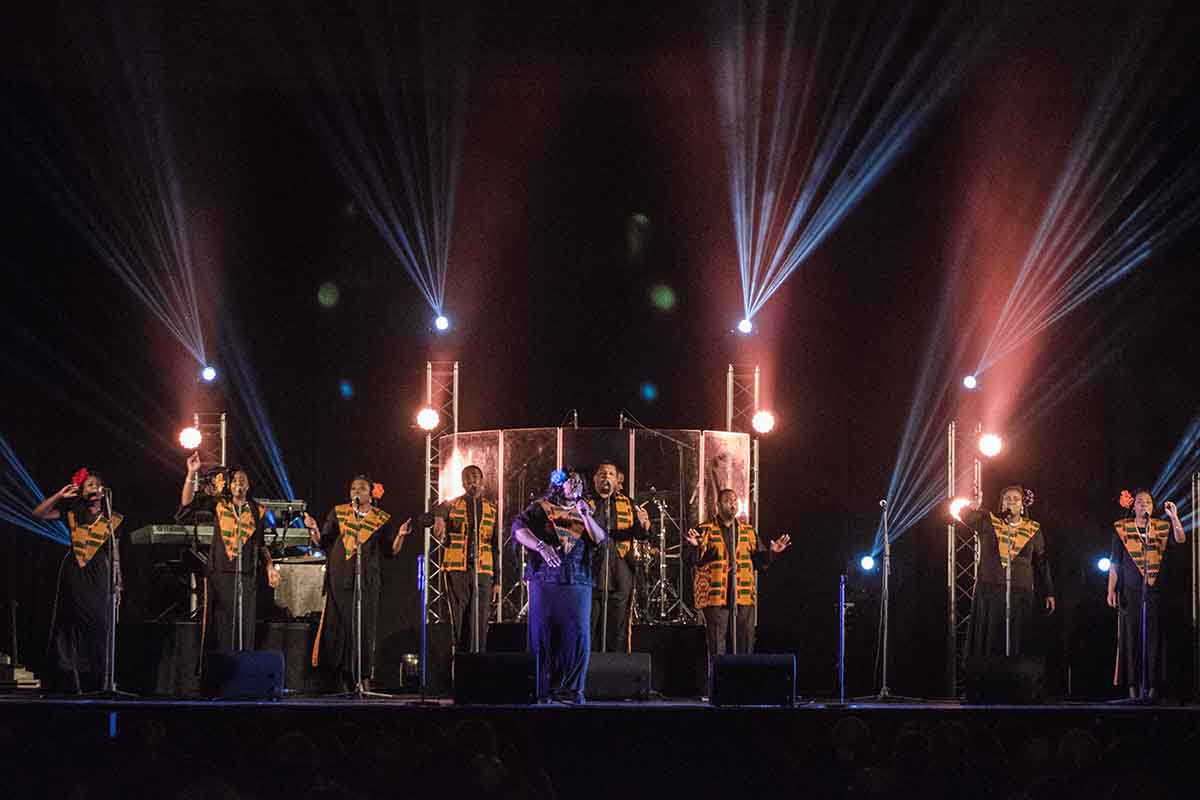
[0,432,70,544]
[975,17,1200,375]
[711,1,989,320]
[304,4,474,314]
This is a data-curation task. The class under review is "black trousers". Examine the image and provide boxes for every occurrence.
[445,570,493,653]
[700,604,755,658]
[591,546,635,652]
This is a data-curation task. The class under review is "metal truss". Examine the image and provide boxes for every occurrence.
[422,361,458,624]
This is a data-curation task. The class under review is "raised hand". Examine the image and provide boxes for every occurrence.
[391,518,412,555]
[58,483,80,500]
[432,515,446,541]
[770,534,792,554]
[1164,501,1180,520]
[684,528,700,547]
[636,505,651,529]
[186,452,201,474]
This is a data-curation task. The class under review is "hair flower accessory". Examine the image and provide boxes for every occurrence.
[371,482,385,500]
[1119,490,1134,509]
[71,468,90,487]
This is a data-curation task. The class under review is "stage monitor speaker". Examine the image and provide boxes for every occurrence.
[454,652,537,705]
[710,654,796,707]
[966,655,1046,704]
[203,650,285,699]
[586,652,652,700]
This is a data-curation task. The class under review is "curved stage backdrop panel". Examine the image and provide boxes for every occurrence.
[434,427,751,625]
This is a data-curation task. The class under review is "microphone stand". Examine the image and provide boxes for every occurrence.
[345,500,390,699]
[1139,517,1150,701]
[234,501,245,652]
[94,490,135,697]
[471,496,481,654]
[600,496,612,653]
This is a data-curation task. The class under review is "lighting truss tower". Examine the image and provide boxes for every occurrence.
[946,420,982,698]
[726,364,761,529]
[192,412,227,467]
[422,362,459,624]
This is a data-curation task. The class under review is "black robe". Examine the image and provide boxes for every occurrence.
[187,495,267,658]
[960,509,1054,658]
[313,507,400,681]
[47,501,118,692]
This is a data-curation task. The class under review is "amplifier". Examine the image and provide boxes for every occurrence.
[130,525,311,547]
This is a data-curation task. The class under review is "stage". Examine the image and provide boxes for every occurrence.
[2,693,1197,800]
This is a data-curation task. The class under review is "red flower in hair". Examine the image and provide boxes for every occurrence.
[1119,490,1134,509]
[371,482,385,500]
[71,468,89,487]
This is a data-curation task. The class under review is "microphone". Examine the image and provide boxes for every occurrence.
[352,496,361,509]
[879,499,887,510]
[619,412,625,429]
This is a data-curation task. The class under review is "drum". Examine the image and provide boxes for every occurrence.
[272,556,326,619]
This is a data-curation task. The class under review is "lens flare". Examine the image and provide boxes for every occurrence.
[416,407,440,431]
[751,410,776,434]
[978,433,1003,458]
[200,366,217,383]
[179,427,203,450]
[962,374,977,390]
[860,555,876,571]
[737,319,753,334]
[434,315,450,332]
[949,497,971,522]
[1096,556,1112,573]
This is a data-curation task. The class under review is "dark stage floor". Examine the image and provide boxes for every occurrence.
[2,692,1199,800]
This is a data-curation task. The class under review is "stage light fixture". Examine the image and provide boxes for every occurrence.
[1097,556,1112,573]
[737,318,754,334]
[962,374,978,390]
[434,314,450,332]
[751,410,776,434]
[200,366,217,383]
[859,555,876,571]
[416,407,440,431]
[978,433,1003,458]
[178,427,203,450]
[949,497,971,522]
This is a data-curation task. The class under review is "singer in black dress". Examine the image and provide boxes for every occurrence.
[32,470,123,693]
[305,476,410,691]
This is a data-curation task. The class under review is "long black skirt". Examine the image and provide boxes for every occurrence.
[47,551,112,692]
[203,571,258,655]
[967,583,1034,658]
[314,585,381,681]
[1115,587,1165,690]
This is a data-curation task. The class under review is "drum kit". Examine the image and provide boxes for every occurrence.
[629,490,700,625]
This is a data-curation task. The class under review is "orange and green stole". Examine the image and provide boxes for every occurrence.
[215,501,265,562]
[692,521,758,608]
[987,512,1040,567]
[588,494,636,557]
[1113,517,1171,587]
[538,500,587,554]
[442,496,497,574]
[333,503,391,559]
[67,510,124,568]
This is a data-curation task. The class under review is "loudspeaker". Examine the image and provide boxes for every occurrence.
[632,624,707,697]
[203,650,285,699]
[586,652,652,700]
[710,654,796,706]
[453,652,537,704]
[966,655,1046,704]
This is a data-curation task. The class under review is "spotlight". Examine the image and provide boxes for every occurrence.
[751,410,776,434]
[178,427,203,450]
[949,496,971,522]
[978,433,1003,458]
[434,314,450,332]
[200,366,217,383]
[737,318,753,334]
[859,555,876,571]
[1096,556,1112,573]
[962,374,978,390]
[416,407,440,431]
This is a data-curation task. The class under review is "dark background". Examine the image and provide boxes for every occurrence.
[2,0,1199,698]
